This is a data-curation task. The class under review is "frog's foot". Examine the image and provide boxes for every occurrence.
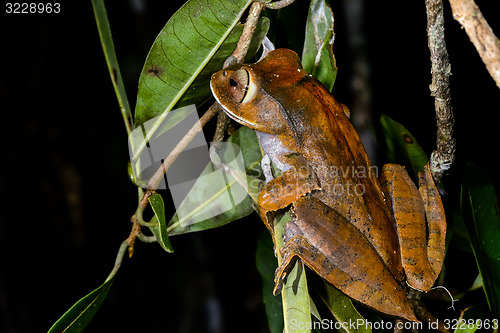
[381,163,446,292]
[272,245,299,296]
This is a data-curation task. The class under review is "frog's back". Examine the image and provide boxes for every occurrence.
[252,49,402,274]
[277,74,403,277]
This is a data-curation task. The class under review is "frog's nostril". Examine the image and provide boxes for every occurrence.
[222,71,227,77]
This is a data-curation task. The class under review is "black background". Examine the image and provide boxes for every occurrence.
[1,1,499,332]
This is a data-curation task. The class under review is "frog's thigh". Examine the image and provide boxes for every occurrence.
[274,196,416,322]
[380,164,444,292]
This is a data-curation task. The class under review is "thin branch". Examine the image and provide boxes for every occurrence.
[449,0,500,89]
[127,104,219,250]
[425,0,456,183]
[214,1,267,140]
[146,103,220,190]
[127,212,142,257]
[232,1,266,64]
[212,109,231,141]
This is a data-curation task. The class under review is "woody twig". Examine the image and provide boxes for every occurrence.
[425,0,456,184]
[213,1,266,141]
[448,0,500,89]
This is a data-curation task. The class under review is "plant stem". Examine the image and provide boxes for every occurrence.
[146,103,219,190]
[128,104,220,248]
[214,1,267,139]
[425,0,456,183]
[105,241,128,283]
[232,1,266,64]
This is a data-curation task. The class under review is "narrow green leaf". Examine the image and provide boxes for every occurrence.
[379,115,428,179]
[256,231,284,333]
[273,214,311,333]
[91,0,133,134]
[319,283,370,333]
[48,278,114,333]
[461,163,500,318]
[148,193,174,253]
[302,0,337,91]
[167,126,263,235]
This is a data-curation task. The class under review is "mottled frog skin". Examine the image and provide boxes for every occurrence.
[210,49,446,321]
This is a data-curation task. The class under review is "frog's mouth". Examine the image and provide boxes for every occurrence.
[220,105,254,128]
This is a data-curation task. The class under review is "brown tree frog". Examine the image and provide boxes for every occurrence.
[210,49,446,321]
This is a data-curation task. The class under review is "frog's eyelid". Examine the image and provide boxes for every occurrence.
[241,69,257,104]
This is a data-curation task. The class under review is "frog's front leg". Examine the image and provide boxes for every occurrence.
[380,163,446,292]
[274,196,418,322]
[258,153,321,234]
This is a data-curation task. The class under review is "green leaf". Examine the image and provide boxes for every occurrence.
[167,126,263,235]
[461,163,500,318]
[273,214,311,333]
[135,0,260,127]
[319,283,371,333]
[131,0,262,163]
[302,0,337,91]
[256,231,284,333]
[148,193,174,253]
[470,274,483,291]
[48,278,114,333]
[132,0,269,161]
[379,115,428,179]
[92,0,133,134]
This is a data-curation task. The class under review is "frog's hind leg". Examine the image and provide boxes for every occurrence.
[273,196,417,322]
[380,163,446,292]
[418,164,447,280]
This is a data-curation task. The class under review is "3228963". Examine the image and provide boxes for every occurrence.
[5,3,60,14]
[443,318,498,330]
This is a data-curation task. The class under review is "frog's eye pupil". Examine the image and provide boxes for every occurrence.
[228,68,250,103]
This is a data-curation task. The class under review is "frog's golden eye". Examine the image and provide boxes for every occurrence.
[228,68,256,104]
